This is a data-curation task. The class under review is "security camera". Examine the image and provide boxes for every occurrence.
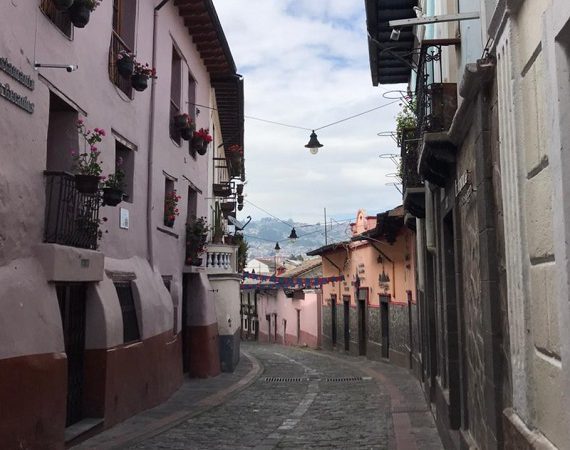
[413,6,423,18]
[390,28,401,41]
[66,64,78,72]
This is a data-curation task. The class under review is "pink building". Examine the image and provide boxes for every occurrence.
[0,0,244,447]
[308,208,419,369]
[241,259,323,348]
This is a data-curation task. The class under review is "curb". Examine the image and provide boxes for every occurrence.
[82,351,264,449]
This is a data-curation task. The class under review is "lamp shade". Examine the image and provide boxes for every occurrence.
[305,130,323,154]
[274,242,281,251]
[288,228,298,239]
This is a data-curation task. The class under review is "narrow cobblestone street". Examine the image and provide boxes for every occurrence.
[79,343,443,449]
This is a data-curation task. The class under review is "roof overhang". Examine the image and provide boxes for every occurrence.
[365,0,417,85]
[307,241,350,256]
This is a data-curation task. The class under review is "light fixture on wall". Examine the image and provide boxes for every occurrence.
[34,62,78,72]
[305,130,323,155]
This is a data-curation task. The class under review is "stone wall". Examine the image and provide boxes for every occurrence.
[367,306,382,361]
[389,304,410,369]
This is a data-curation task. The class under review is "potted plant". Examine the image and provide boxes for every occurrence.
[69,0,100,28]
[164,190,181,227]
[131,62,157,92]
[116,50,135,78]
[172,113,194,140]
[72,118,105,194]
[102,164,125,207]
[191,128,212,155]
[227,144,243,160]
[236,183,244,195]
[185,216,208,266]
[54,0,74,11]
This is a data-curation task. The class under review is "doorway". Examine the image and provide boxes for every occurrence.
[380,295,390,359]
[182,274,190,373]
[331,295,337,345]
[343,296,350,351]
[56,283,87,427]
[296,309,301,344]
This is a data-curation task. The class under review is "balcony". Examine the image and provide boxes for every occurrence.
[44,172,101,250]
[414,41,458,187]
[184,243,238,275]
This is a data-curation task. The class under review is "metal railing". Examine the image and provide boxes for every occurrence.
[414,41,458,138]
[44,172,101,250]
[108,31,133,97]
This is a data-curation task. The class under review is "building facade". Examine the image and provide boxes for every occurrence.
[0,0,244,447]
[308,208,419,370]
[367,0,570,448]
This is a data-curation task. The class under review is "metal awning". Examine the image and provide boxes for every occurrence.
[365,0,417,85]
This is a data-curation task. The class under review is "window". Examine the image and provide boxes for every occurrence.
[115,140,135,202]
[114,281,141,343]
[186,186,197,224]
[46,93,78,172]
[162,275,177,334]
[164,178,175,227]
[170,47,182,143]
[188,73,197,157]
[40,0,73,38]
[109,0,136,96]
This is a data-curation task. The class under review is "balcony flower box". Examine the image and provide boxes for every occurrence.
[213,183,232,198]
[102,187,123,207]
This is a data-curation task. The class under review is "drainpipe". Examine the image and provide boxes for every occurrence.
[146,0,171,267]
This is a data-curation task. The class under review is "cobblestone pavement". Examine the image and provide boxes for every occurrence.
[127,343,443,450]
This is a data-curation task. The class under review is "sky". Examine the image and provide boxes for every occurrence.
[214,0,407,225]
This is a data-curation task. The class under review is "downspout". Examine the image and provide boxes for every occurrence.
[146,0,171,267]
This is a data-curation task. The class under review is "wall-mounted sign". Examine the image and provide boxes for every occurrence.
[0,58,34,90]
[0,82,34,113]
[119,208,129,229]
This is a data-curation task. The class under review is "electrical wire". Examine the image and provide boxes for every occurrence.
[314,100,400,131]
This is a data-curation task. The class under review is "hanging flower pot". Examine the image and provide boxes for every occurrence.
[173,113,192,130]
[236,184,244,195]
[164,217,175,228]
[191,135,205,152]
[131,73,148,92]
[69,1,91,28]
[237,194,244,204]
[75,174,100,194]
[238,204,244,211]
[220,201,235,213]
[213,183,232,197]
[116,55,134,78]
[54,0,74,10]
[180,127,193,141]
[102,187,123,206]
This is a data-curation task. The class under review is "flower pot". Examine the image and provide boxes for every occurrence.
[189,257,203,267]
[197,140,209,156]
[237,194,244,204]
[131,73,148,92]
[116,57,134,78]
[75,174,100,194]
[191,135,205,153]
[213,183,231,197]
[69,2,91,28]
[53,0,74,10]
[173,115,190,129]
[164,217,175,228]
[180,127,193,141]
[238,204,244,211]
[220,202,235,213]
[102,187,123,206]
[236,184,244,195]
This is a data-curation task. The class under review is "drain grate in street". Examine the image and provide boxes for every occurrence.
[264,377,308,383]
[324,376,364,382]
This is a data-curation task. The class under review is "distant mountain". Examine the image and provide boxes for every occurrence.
[239,217,353,259]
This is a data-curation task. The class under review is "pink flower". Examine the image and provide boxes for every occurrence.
[90,146,98,152]
[99,129,106,136]
[76,119,84,125]
[71,150,77,156]
[94,128,100,133]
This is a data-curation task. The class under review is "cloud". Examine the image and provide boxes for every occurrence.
[215,0,407,224]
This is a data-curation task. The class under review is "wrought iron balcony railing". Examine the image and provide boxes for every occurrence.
[414,41,458,138]
[44,172,101,250]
